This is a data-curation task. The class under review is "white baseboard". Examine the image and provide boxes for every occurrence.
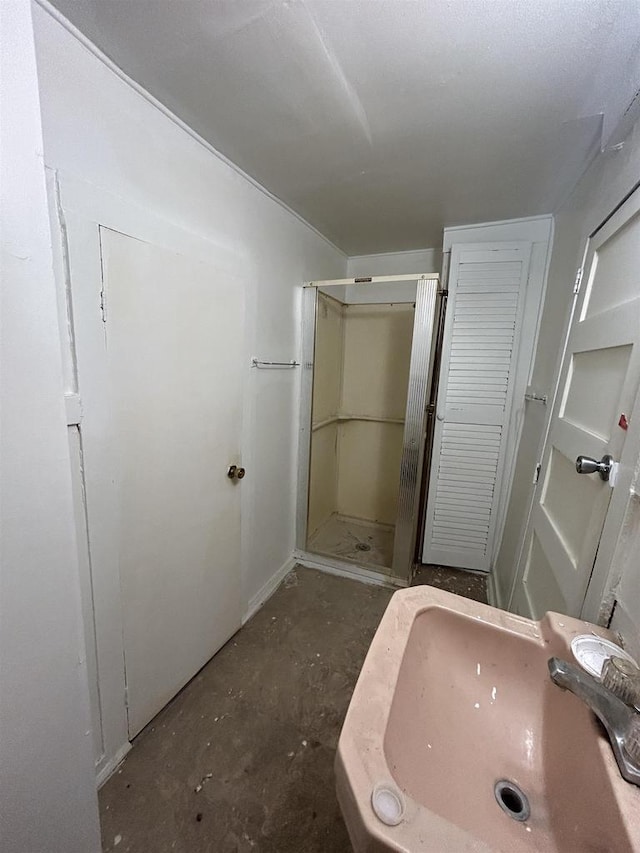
[486,569,502,610]
[96,741,132,788]
[243,556,297,624]
[294,550,407,589]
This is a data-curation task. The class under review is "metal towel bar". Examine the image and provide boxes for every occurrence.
[251,357,299,369]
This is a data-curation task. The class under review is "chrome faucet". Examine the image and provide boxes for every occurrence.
[548,657,640,787]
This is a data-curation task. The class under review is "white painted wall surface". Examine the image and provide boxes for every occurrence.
[0,2,101,849]
[32,4,345,616]
[347,248,441,278]
[344,280,419,304]
[32,3,346,780]
[496,119,640,609]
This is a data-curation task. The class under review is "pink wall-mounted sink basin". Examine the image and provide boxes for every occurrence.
[336,587,640,852]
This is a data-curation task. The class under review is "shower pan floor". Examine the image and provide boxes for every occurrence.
[307,513,394,572]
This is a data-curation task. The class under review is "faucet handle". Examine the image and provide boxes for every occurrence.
[548,656,640,786]
[602,656,640,707]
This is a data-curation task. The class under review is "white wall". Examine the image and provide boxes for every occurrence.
[32,3,346,612]
[496,118,640,608]
[0,2,101,850]
[32,2,346,780]
[347,247,441,278]
[344,280,419,304]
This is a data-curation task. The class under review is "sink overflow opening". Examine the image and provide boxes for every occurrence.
[494,780,530,822]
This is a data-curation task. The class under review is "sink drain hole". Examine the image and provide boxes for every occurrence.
[355,542,371,552]
[494,780,530,822]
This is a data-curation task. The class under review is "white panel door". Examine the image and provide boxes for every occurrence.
[515,192,640,619]
[422,243,531,570]
[101,228,244,737]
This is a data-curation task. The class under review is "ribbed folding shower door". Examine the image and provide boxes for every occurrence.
[421,243,531,571]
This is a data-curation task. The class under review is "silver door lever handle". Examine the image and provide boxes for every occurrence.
[575,454,614,481]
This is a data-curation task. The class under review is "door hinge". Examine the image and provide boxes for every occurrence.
[100,287,107,322]
[533,462,542,485]
[573,267,583,295]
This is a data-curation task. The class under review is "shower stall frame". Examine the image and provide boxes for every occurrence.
[295,274,441,585]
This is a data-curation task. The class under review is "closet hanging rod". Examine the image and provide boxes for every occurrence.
[251,357,299,369]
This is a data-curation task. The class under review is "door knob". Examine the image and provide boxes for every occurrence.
[575,454,614,481]
[227,465,246,480]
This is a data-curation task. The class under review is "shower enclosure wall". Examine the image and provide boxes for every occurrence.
[298,276,441,584]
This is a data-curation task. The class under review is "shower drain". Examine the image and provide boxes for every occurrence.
[494,780,530,822]
[355,542,372,552]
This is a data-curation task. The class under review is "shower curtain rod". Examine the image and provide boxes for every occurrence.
[305,273,440,287]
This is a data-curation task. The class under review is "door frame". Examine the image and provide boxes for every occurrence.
[295,274,440,584]
[508,186,640,624]
[47,169,243,784]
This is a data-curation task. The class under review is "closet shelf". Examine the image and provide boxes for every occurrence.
[312,414,406,431]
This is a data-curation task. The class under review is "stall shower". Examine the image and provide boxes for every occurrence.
[303,279,436,580]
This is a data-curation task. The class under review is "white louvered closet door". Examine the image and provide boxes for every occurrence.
[422,243,532,571]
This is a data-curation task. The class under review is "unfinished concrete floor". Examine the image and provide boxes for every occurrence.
[100,562,487,852]
[99,567,393,853]
[412,563,488,604]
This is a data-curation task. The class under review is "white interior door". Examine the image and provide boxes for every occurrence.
[422,243,531,570]
[101,228,244,737]
[514,192,640,619]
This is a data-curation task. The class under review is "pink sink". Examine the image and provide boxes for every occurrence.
[336,587,640,852]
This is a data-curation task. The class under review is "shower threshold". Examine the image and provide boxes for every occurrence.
[307,514,394,573]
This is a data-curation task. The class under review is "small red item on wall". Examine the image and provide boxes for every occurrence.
[619,413,629,431]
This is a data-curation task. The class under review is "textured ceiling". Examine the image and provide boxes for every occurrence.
[46,0,640,254]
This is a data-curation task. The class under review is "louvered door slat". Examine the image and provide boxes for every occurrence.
[421,242,531,571]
